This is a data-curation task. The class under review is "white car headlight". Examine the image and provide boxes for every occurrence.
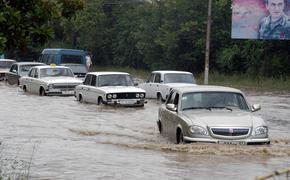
[107,94,112,99]
[254,126,268,135]
[136,93,140,98]
[112,94,117,99]
[48,84,54,89]
[189,125,208,135]
[140,93,145,98]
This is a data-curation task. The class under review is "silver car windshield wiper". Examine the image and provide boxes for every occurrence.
[182,107,211,111]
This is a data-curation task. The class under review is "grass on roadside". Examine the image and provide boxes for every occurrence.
[197,73,290,93]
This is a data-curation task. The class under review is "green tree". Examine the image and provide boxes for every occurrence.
[0,0,84,59]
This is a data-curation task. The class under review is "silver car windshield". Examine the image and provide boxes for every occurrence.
[181,92,250,112]
[40,68,74,78]
[164,73,195,83]
[98,74,134,87]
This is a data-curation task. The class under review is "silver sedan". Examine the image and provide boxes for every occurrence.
[157,85,270,145]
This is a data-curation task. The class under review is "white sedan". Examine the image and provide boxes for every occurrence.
[75,72,146,107]
[158,85,270,145]
[138,70,196,101]
[19,65,83,96]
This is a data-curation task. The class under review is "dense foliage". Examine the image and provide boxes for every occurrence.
[1,0,289,78]
[0,0,84,59]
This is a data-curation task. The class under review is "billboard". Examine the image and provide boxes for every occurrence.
[231,0,290,40]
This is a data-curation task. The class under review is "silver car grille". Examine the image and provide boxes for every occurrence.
[210,127,250,138]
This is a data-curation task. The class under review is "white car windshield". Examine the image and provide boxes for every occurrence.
[40,68,74,78]
[164,73,195,83]
[181,92,250,111]
[98,74,134,87]
[0,61,15,68]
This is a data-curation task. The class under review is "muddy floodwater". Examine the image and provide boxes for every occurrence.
[0,82,290,179]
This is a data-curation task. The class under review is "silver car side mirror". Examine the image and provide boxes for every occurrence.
[166,103,177,112]
[252,104,261,112]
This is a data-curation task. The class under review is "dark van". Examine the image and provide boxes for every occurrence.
[38,48,88,78]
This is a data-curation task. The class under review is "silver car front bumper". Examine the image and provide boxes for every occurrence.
[183,136,270,145]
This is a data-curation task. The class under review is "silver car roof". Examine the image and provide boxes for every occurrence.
[172,85,243,94]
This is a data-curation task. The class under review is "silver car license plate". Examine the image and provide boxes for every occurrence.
[218,141,246,145]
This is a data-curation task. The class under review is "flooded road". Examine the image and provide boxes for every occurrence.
[0,82,290,179]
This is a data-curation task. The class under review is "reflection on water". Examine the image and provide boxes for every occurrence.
[0,83,290,179]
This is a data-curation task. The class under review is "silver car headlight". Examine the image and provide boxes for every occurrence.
[112,94,117,99]
[140,93,145,98]
[48,84,54,89]
[189,125,208,135]
[136,93,140,98]
[254,126,268,135]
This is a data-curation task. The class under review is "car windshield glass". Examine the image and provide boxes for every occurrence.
[98,74,134,87]
[164,73,195,83]
[61,55,83,64]
[40,68,74,78]
[181,92,250,112]
[61,64,87,73]
[0,61,15,68]
[19,65,40,76]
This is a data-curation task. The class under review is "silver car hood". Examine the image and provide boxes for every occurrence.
[41,77,83,84]
[98,86,146,93]
[182,110,253,127]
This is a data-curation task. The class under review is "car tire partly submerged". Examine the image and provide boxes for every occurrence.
[23,85,27,92]
[39,87,46,96]
[78,94,84,103]
[176,129,184,144]
[97,97,103,105]
[157,120,162,134]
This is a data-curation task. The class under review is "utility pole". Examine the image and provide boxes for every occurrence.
[204,0,212,85]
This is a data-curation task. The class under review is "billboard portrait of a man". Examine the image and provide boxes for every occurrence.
[258,0,290,39]
[231,0,290,40]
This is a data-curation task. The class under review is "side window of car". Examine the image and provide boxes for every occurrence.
[34,69,39,78]
[148,73,155,83]
[47,54,56,65]
[154,73,161,83]
[28,68,35,77]
[10,64,17,73]
[43,54,49,64]
[91,75,96,86]
[167,92,176,104]
[84,74,92,85]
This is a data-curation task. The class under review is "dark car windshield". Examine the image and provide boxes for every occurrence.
[0,61,15,68]
[181,92,250,112]
[61,55,83,64]
[40,68,74,78]
[164,73,195,83]
[98,74,134,87]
